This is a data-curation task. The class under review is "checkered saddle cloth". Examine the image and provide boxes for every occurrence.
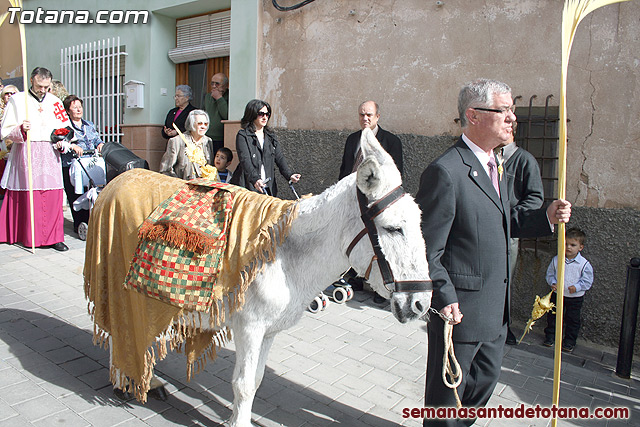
[124,179,241,311]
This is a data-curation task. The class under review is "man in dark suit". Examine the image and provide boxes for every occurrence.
[416,79,571,426]
[338,100,403,179]
[497,126,545,346]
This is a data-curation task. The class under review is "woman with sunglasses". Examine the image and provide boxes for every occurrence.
[159,109,214,180]
[231,99,300,196]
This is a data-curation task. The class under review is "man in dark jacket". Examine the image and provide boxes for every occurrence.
[416,79,571,426]
[338,100,403,179]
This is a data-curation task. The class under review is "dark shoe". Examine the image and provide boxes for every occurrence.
[505,335,517,346]
[543,338,554,347]
[562,343,575,353]
[50,242,69,252]
[373,294,387,304]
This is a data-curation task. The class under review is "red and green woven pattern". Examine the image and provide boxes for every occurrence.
[125,180,240,311]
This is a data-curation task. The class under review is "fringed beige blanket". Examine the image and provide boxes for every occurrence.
[83,169,298,402]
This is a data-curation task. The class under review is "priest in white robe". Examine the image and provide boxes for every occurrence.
[0,67,71,251]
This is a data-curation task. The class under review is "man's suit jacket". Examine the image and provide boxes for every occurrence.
[230,127,293,197]
[338,126,403,179]
[416,137,551,343]
[502,143,544,212]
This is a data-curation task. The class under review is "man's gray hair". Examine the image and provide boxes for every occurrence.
[185,109,210,133]
[458,79,511,128]
[176,84,193,101]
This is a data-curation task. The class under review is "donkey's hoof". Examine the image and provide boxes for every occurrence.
[113,387,133,401]
[148,385,168,401]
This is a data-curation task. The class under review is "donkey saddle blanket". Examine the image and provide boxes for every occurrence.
[83,169,298,402]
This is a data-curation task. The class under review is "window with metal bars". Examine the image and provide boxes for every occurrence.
[514,95,560,253]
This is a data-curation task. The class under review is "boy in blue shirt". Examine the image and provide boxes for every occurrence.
[543,228,594,352]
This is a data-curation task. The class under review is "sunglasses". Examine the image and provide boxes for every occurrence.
[257,111,270,118]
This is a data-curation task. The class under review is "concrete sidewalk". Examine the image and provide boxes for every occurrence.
[0,209,638,426]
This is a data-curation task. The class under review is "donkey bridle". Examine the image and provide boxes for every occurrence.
[346,185,432,294]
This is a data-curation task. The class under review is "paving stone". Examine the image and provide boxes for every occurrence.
[363,352,398,371]
[497,368,528,388]
[255,406,308,427]
[300,378,347,405]
[0,368,29,393]
[0,399,19,421]
[79,404,136,427]
[11,393,69,422]
[305,363,347,385]
[32,409,91,427]
[60,356,103,377]
[360,385,404,408]
[333,373,375,397]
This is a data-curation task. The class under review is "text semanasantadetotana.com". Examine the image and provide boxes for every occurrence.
[403,404,629,420]
[7,7,149,25]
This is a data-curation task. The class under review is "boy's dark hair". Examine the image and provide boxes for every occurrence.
[566,227,586,245]
[217,147,233,163]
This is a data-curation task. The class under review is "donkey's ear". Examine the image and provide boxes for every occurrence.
[356,157,383,197]
[360,127,392,166]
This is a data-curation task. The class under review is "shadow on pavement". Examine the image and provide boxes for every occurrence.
[0,307,401,426]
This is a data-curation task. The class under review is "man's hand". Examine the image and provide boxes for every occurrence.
[547,199,572,224]
[71,144,83,156]
[551,284,557,292]
[568,285,576,294]
[96,143,104,153]
[210,87,224,100]
[289,173,301,183]
[21,120,31,131]
[440,303,463,325]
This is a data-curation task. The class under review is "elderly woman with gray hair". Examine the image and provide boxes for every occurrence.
[161,84,196,139]
[159,109,214,180]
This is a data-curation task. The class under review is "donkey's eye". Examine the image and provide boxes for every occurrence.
[384,226,404,235]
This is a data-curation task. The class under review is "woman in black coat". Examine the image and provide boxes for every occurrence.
[230,99,300,196]
[161,85,196,139]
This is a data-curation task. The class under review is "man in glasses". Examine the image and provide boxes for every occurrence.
[204,73,229,154]
[416,79,571,426]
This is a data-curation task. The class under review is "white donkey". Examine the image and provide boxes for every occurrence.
[222,128,432,425]
[90,128,432,427]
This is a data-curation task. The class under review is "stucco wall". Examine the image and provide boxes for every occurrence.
[259,0,640,209]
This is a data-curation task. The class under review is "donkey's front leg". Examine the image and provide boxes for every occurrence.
[229,325,266,427]
[254,334,275,391]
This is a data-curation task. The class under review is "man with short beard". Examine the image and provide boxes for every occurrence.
[0,67,71,251]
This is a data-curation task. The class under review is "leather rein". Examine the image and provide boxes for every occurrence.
[346,185,432,294]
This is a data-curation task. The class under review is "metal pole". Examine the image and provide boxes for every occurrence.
[616,258,640,379]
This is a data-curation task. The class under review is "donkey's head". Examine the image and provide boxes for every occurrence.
[347,128,432,323]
